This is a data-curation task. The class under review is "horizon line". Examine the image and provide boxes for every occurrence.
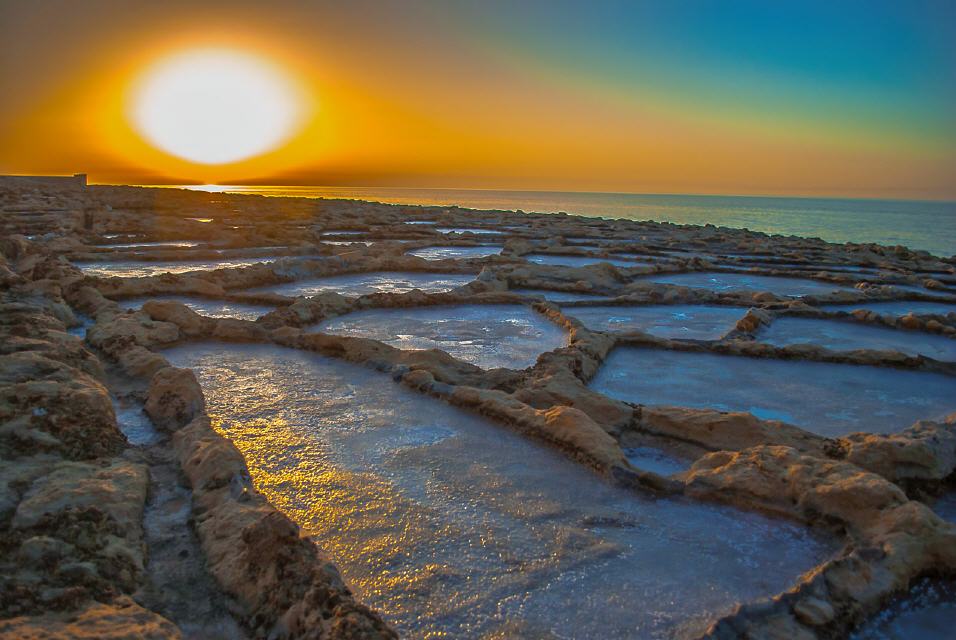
[122,181,956,205]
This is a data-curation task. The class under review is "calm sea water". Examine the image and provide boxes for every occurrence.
[178,185,956,257]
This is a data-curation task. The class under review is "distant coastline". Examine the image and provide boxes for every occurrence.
[146,184,956,257]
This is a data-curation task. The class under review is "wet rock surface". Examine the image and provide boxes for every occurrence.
[2,182,956,638]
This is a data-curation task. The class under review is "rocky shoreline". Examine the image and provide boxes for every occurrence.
[2,182,955,638]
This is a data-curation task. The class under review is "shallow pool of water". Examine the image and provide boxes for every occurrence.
[95,240,201,249]
[435,227,504,235]
[590,347,956,436]
[112,395,163,446]
[245,271,475,298]
[526,254,642,269]
[67,314,93,339]
[315,304,567,369]
[612,252,669,266]
[324,240,372,246]
[511,288,610,302]
[758,317,956,362]
[406,246,503,260]
[819,300,956,317]
[75,258,277,278]
[120,296,275,321]
[636,272,854,297]
[931,493,956,523]
[850,578,956,640]
[163,343,835,639]
[565,236,634,244]
[566,305,745,340]
[624,447,692,476]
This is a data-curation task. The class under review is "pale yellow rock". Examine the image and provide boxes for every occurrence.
[0,597,181,640]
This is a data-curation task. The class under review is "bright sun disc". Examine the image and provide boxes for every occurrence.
[130,48,302,165]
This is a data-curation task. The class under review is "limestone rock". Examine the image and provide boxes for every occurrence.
[838,417,956,482]
[86,313,180,354]
[0,352,122,459]
[141,300,209,338]
[144,367,205,432]
[13,460,148,538]
[0,596,181,639]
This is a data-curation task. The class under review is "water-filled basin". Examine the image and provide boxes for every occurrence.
[75,258,276,278]
[120,296,275,321]
[406,246,503,260]
[566,305,745,340]
[635,272,853,297]
[314,304,567,369]
[245,271,475,298]
[164,343,835,639]
[757,317,956,362]
[590,347,956,436]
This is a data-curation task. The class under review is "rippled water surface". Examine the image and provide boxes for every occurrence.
[566,305,745,340]
[591,347,956,436]
[758,317,956,362]
[245,271,475,298]
[315,304,567,369]
[164,343,835,639]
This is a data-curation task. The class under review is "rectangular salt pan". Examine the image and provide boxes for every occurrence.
[95,240,201,249]
[590,347,956,436]
[406,245,503,260]
[75,257,276,278]
[511,288,610,302]
[435,227,504,234]
[566,305,746,340]
[119,296,275,321]
[163,343,834,639]
[757,317,956,362]
[637,272,854,297]
[624,446,692,476]
[315,304,568,369]
[850,578,956,640]
[820,300,956,317]
[245,271,475,298]
[526,254,643,269]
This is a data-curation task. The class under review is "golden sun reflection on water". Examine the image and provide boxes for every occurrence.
[174,344,833,638]
[207,409,616,624]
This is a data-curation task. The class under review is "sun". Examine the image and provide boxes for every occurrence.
[128,48,303,165]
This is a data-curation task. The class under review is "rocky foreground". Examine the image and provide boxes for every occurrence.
[1,181,955,639]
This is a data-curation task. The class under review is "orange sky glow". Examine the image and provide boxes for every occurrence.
[1,1,954,199]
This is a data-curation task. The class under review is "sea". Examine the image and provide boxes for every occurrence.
[174,185,956,257]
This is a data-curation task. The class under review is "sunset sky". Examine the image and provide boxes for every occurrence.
[1,0,954,199]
